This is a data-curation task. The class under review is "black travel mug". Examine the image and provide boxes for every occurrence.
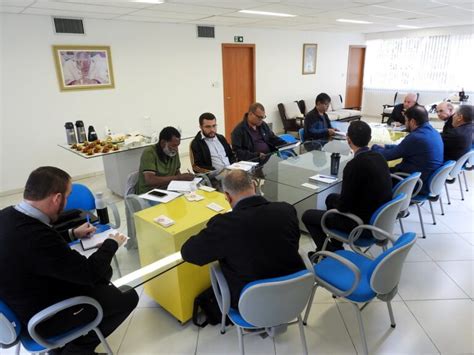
[330,153,341,176]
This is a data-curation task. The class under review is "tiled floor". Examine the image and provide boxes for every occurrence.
[1,140,473,355]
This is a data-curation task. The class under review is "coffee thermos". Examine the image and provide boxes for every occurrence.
[94,192,110,225]
[65,122,77,145]
[75,120,87,143]
[330,153,341,176]
[88,125,98,141]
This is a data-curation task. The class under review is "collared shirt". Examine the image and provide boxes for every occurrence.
[354,146,370,158]
[247,126,270,154]
[14,200,51,226]
[201,132,230,172]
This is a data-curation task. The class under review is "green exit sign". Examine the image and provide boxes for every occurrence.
[234,36,244,43]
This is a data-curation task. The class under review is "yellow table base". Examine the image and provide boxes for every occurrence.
[134,191,230,323]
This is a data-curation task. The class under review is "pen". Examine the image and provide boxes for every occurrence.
[86,214,90,226]
[319,174,337,180]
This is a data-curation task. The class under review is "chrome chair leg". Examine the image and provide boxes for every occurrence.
[439,196,445,216]
[303,285,318,325]
[429,201,437,225]
[351,303,369,355]
[94,327,113,355]
[297,315,309,355]
[445,183,451,204]
[398,218,405,234]
[459,178,465,200]
[462,170,469,192]
[415,203,427,238]
[386,301,396,328]
[237,326,244,355]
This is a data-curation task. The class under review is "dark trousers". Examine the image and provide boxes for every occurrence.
[37,284,138,355]
[302,193,358,252]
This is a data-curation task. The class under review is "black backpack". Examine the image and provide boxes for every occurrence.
[192,287,231,328]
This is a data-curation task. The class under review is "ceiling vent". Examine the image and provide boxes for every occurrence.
[197,25,215,38]
[53,17,85,34]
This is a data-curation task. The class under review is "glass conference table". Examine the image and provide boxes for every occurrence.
[110,123,407,322]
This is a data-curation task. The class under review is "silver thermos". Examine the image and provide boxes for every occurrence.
[65,122,77,145]
[75,120,87,143]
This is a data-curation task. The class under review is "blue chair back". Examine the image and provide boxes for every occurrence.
[238,270,314,327]
[369,232,417,295]
[0,299,22,347]
[278,134,298,144]
[369,193,406,241]
[298,128,305,142]
[64,184,96,211]
[450,151,474,178]
[426,160,455,197]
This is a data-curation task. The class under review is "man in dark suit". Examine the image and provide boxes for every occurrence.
[442,105,473,161]
[231,102,286,161]
[303,121,393,254]
[387,92,418,126]
[181,169,305,309]
[437,101,455,132]
[0,166,138,355]
[190,112,236,175]
[303,92,338,151]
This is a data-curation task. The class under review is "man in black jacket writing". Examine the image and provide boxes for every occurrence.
[0,167,138,355]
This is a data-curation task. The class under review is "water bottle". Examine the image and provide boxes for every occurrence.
[189,181,198,197]
[330,153,341,176]
[94,192,109,225]
[65,122,77,145]
[75,120,87,143]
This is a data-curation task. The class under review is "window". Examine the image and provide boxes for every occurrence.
[364,34,474,91]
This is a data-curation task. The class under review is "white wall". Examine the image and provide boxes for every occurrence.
[0,13,363,193]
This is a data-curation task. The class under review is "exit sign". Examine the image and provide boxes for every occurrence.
[234,36,244,43]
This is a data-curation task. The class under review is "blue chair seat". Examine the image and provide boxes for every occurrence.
[326,229,374,248]
[228,308,257,329]
[19,333,45,352]
[314,250,376,303]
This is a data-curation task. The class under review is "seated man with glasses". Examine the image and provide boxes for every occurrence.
[231,102,286,161]
[190,112,236,180]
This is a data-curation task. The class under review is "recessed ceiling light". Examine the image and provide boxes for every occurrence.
[397,25,421,29]
[336,19,372,24]
[238,10,296,17]
[132,0,164,4]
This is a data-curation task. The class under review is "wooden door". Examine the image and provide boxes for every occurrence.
[345,46,366,109]
[222,44,256,139]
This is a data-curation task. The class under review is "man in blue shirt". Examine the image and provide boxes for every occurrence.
[372,105,443,194]
[303,93,338,151]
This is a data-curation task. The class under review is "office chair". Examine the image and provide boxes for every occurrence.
[64,183,122,276]
[320,193,407,254]
[0,296,113,354]
[64,183,120,230]
[277,134,298,159]
[391,172,422,234]
[210,264,314,355]
[445,150,474,203]
[304,230,417,355]
[410,160,455,238]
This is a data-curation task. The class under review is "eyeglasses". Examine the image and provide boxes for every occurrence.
[252,112,266,120]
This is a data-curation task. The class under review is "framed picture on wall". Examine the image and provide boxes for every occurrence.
[302,43,317,75]
[52,45,115,91]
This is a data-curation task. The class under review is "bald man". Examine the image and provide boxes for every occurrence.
[181,170,304,309]
[436,101,455,133]
[387,93,418,126]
